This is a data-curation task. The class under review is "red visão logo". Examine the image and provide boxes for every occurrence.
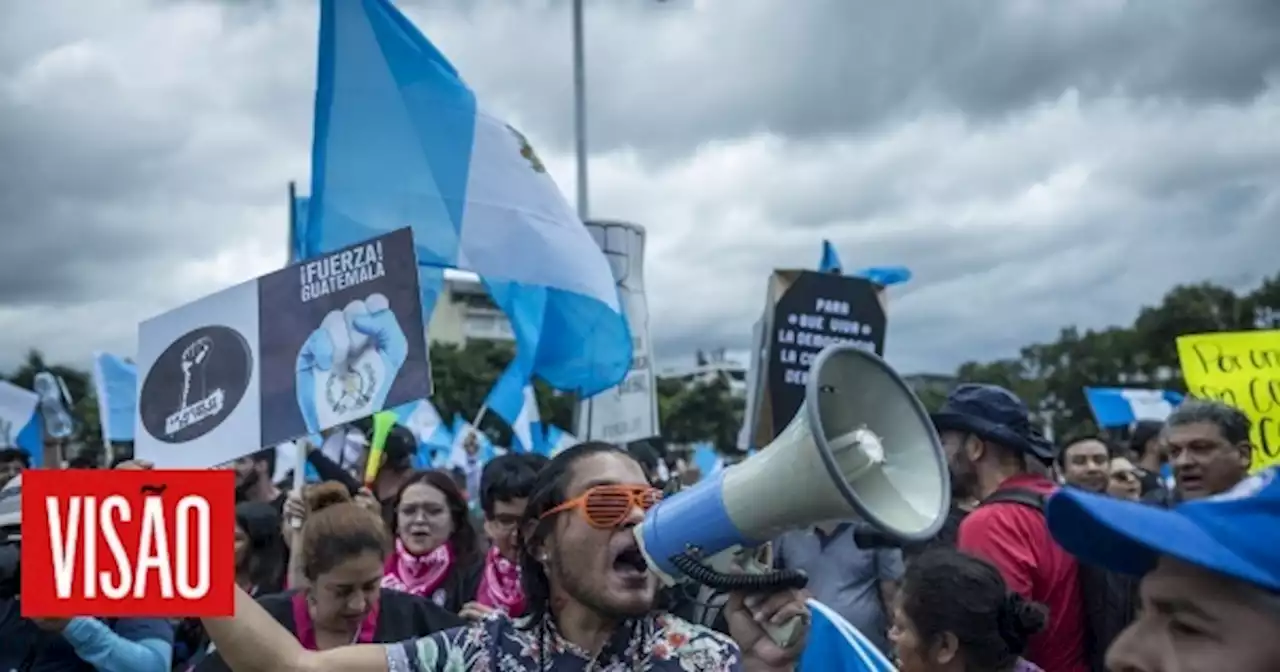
[20,469,235,618]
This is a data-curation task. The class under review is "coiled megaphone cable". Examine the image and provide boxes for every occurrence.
[668,550,809,592]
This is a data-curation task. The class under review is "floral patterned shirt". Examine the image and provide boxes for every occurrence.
[385,610,742,671]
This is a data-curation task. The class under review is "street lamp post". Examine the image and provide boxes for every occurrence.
[572,0,589,220]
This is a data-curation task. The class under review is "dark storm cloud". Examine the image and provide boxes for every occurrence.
[416,0,1280,158]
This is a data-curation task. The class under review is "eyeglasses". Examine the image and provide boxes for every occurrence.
[540,484,662,529]
[1110,470,1139,483]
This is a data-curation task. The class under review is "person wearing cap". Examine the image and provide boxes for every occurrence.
[1161,399,1252,503]
[1046,465,1280,671]
[931,383,1087,672]
[363,425,419,529]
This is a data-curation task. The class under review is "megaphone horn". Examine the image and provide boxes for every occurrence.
[634,342,950,646]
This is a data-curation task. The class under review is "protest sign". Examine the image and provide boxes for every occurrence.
[21,469,236,617]
[754,270,886,447]
[1176,329,1280,471]
[135,228,431,468]
[576,220,659,443]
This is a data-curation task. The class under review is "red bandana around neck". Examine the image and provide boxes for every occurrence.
[381,538,454,601]
[475,545,526,616]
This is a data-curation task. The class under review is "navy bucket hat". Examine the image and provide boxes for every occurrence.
[931,383,1055,462]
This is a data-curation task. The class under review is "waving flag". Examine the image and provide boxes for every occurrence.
[394,399,453,468]
[1084,387,1184,427]
[485,366,541,453]
[800,599,896,671]
[691,442,724,478]
[0,381,42,465]
[851,265,913,287]
[539,425,579,457]
[819,240,843,274]
[91,352,137,443]
[305,0,630,396]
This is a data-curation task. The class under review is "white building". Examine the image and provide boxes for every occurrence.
[657,349,748,397]
[427,274,515,346]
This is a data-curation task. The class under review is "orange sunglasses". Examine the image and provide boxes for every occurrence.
[540,484,662,529]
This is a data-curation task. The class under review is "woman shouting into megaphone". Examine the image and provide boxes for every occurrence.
[200,442,811,671]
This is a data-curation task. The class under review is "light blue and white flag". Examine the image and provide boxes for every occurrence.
[691,442,724,477]
[540,425,579,457]
[818,240,911,287]
[485,365,540,454]
[819,240,843,274]
[305,0,631,397]
[800,599,896,672]
[1084,387,1184,427]
[448,414,495,500]
[91,352,137,443]
[850,265,913,287]
[0,381,42,464]
[394,399,453,468]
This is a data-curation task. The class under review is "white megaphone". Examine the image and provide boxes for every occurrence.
[634,342,950,647]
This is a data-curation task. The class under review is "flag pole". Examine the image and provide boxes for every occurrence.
[287,181,299,264]
[287,181,309,499]
[572,0,589,220]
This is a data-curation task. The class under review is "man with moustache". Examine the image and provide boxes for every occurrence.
[932,384,1088,672]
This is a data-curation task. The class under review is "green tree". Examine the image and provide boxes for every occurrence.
[425,340,576,445]
[944,270,1280,442]
[659,375,744,451]
[3,349,101,461]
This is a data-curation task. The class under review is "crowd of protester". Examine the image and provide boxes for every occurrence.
[0,384,1277,671]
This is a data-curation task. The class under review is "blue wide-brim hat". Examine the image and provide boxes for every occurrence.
[930,383,1055,462]
[1047,467,1280,592]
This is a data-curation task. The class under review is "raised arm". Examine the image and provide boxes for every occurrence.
[201,587,391,672]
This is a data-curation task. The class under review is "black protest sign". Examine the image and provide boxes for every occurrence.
[757,271,886,445]
[258,227,431,447]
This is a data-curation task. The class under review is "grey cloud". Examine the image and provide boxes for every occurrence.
[0,0,1278,384]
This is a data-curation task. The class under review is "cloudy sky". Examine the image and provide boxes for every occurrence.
[1,0,1278,378]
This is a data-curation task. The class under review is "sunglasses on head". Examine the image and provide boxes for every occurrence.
[540,484,662,529]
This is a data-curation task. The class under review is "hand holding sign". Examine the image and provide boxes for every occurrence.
[296,293,407,433]
[1176,330,1280,470]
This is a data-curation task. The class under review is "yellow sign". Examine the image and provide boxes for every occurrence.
[1176,330,1280,471]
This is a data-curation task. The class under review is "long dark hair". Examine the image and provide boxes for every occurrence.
[516,441,634,626]
[902,549,1047,671]
[392,469,481,568]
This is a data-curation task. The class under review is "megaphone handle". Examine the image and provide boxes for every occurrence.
[763,616,805,650]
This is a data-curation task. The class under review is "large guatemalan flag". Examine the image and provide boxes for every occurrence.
[300,0,632,398]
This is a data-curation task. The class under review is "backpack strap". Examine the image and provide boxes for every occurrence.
[979,488,1047,512]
